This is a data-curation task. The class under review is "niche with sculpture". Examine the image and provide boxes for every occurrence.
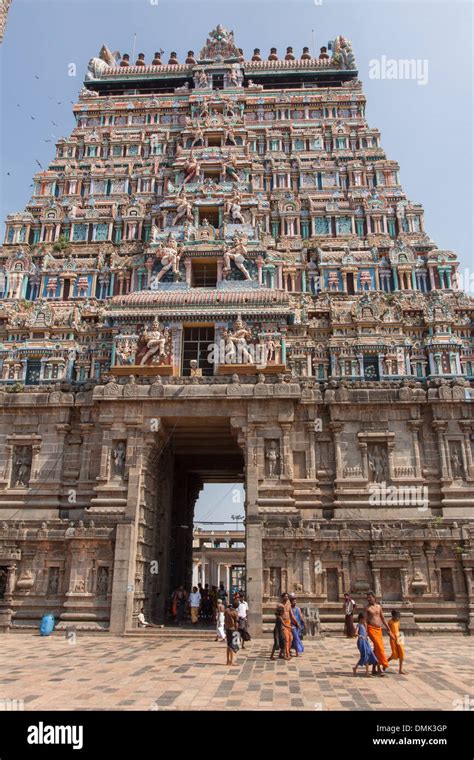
[11,446,33,488]
[367,443,389,484]
[265,440,281,478]
[96,566,110,598]
[449,441,465,481]
[111,441,127,479]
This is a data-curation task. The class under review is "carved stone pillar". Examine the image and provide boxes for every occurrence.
[424,549,438,595]
[246,515,263,632]
[408,420,422,477]
[97,424,113,484]
[263,567,270,596]
[4,564,17,603]
[387,439,395,482]
[30,442,42,483]
[459,421,473,475]
[462,567,473,598]
[79,423,94,481]
[400,568,409,599]
[329,422,344,479]
[302,549,311,592]
[372,568,382,598]
[341,550,351,592]
[51,423,71,484]
[321,569,327,597]
[432,421,449,478]
[2,444,13,487]
[286,549,295,591]
[305,422,317,480]
[280,423,293,479]
[337,569,344,597]
[358,441,368,480]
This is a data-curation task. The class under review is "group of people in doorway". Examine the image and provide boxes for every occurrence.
[170,582,233,625]
[343,591,405,675]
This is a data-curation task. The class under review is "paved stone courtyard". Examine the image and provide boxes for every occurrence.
[0,633,471,711]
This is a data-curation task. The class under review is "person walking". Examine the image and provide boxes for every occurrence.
[366,590,396,675]
[387,609,406,674]
[289,595,304,657]
[189,586,201,625]
[237,592,251,649]
[343,592,357,638]
[217,582,227,605]
[215,598,226,642]
[352,612,378,676]
[270,607,285,660]
[224,600,240,666]
[278,592,296,661]
[174,585,187,626]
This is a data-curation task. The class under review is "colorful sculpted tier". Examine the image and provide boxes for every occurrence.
[1,26,472,385]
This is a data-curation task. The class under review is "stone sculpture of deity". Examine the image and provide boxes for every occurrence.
[183,153,200,185]
[97,567,109,598]
[190,124,204,147]
[223,235,252,280]
[115,337,137,366]
[172,190,193,226]
[223,318,254,364]
[225,193,245,224]
[112,441,126,478]
[223,154,240,182]
[368,444,388,484]
[265,440,280,478]
[450,446,464,480]
[12,446,32,488]
[151,234,183,284]
[139,320,170,365]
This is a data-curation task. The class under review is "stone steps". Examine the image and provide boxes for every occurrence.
[124,627,224,639]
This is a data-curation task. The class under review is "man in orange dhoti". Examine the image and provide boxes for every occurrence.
[278,592,297,661]
[366,591,396,675]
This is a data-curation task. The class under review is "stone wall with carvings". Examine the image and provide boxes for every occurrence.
[0,378,471,632]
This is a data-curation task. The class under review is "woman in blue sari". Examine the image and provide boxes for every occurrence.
[289,595,305,656]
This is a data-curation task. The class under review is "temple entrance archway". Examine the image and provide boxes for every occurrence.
[149,417,245,624]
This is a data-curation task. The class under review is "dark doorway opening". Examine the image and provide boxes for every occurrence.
[326,568,339,601]
[441,568,455,601]
[149,418,245,625]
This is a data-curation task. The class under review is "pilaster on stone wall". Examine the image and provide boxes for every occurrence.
[109,522,136,634]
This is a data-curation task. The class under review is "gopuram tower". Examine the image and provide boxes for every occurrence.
[0,27,472,635]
